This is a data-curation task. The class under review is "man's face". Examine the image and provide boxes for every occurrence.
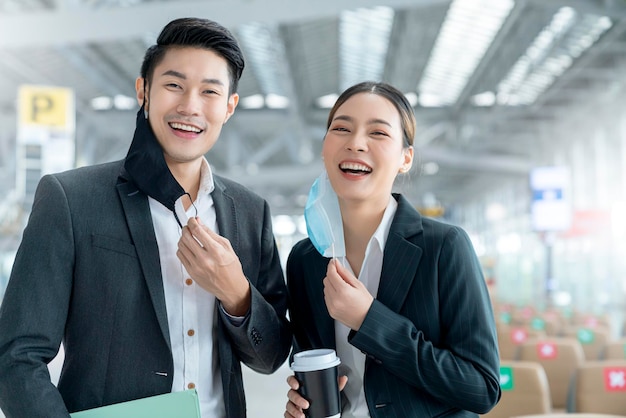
[136,46,238,171]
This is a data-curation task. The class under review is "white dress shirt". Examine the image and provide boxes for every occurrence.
[334,196,398,418]
[149,158,225,418]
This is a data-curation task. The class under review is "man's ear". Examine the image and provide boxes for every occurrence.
[223,93,239,124]
[135,77,147,109]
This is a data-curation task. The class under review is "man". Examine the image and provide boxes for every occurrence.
[0,17,291,418]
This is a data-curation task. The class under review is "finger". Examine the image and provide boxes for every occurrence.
[324,260,342,291]
[287,375,300,390]
[178,230,201,262]
[287,389,309,410]
[284,400,305,418]
[187,217,228,251]
[190,217,229,249]
[333,259,359,287]
[326,257,338,276]
[338,375,349,391]
[179,225,204,255]
[176,248,191,268]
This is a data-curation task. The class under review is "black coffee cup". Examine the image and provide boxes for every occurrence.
[291,349,341,418]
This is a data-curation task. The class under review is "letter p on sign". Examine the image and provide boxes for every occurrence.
[18,85,74,130]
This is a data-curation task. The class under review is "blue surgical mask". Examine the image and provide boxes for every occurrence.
[304,170,345,258]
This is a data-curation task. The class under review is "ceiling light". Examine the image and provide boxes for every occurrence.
[113,94,136,110]
[419,92,446,108]
[418,0,514,106]
[404,92,418,107]
[471,91,496,107]
[265,94,289,109]
[240,94,265,110]
[421,162,439,175]
[315,93,339,109]
[91,96,112,111]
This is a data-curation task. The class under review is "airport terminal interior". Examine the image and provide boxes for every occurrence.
[1,0,626,416]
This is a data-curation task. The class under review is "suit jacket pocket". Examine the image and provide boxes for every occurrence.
[92,234,137,258]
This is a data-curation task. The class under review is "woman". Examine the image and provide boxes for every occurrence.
[285,81,501,417]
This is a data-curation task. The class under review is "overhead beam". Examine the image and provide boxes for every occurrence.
[0,0,449,49]
[222,145,531,190]
[453,0,527,112]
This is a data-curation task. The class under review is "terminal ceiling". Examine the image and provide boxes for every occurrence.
[1,0,626,217]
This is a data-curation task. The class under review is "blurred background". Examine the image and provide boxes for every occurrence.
[1,0,626,416]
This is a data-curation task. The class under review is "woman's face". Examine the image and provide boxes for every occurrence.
[322,92,413,206]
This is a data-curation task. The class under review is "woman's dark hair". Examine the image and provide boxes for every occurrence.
[140,17,245,95]
[326,81,416,148]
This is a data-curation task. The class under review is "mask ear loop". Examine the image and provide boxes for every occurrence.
[172,193,198,228]
[331,243,347,268]
[184,192,199,218]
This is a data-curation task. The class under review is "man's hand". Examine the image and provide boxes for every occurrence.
[177,217,251,316]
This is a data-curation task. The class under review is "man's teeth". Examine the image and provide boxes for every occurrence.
[340,162,371,172]
[170,122,201,133]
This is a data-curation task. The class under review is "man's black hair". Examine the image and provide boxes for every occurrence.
[140,17,245,95]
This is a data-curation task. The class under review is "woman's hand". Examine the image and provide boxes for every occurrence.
[284,374,348,418]
[323,259,374,330]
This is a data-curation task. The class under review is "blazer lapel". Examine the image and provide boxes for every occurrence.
[377,195,423,313]
[116,173,171,348]
[310,255,337,350]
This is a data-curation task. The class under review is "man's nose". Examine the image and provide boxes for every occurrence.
[177,92,202,115]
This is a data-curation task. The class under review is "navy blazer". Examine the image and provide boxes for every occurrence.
[287,194,500,417]
[0,160,291,418]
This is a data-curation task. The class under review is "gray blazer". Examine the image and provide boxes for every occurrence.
[287,194,501,417]
[0,160,291,418]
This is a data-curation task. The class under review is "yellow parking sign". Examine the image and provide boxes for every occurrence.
[18,85,74,130]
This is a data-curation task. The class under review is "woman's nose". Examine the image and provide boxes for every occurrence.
[345,133,367,152]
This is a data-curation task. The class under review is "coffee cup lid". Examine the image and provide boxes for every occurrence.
[290,348,341,372]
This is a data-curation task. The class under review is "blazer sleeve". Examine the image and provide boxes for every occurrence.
[349,225,501,414]
[219,199,291,374]
[0,175,73,417]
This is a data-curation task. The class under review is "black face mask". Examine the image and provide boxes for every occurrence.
[124,106,188,226]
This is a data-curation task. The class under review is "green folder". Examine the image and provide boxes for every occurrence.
[70,389,200,418]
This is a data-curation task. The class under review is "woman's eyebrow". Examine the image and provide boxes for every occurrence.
[332,115,392,127]
[367,118,392,127]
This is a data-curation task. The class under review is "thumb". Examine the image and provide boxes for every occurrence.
[333,259,358,287]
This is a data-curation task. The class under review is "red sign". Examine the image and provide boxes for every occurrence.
[604,367,626,391]
[537,342,557,359]
[561,209,611,237]
[511,328,527,344]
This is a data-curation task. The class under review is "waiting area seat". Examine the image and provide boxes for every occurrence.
[567,360,626,414]
[497,325,546,360]
[563,326,611,361]
[517,337,585,410]
[480,361,551,418]
[602,338,626,360]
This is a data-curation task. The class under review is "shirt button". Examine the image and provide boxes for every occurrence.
[185,278,193,286]
[187,329,195,337]
[187,382,196,389]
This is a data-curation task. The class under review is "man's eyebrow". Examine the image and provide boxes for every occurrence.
[332,114,392,127]
[160,70,225,86]
[161,70,186,79]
